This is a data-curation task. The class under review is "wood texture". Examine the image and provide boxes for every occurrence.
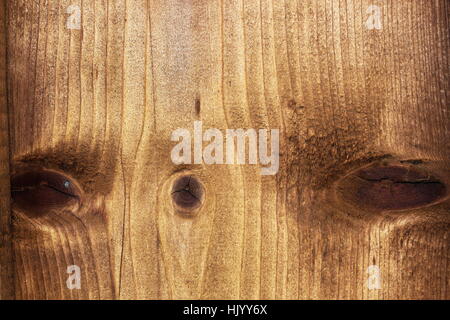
[4,0,450,299]
[0,0,13,300]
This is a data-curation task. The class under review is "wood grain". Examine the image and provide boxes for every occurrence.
[0,0,14,300]
[4,0,450,299]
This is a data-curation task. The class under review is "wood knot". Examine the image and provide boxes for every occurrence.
[195,98,201,116]
[337,163,447,211]
[171,175,204,214]
[11,169,82,217]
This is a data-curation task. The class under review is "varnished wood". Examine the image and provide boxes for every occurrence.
[3,0,450,299]
[0,0,13,300]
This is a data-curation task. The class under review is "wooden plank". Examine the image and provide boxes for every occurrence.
[0,0,13,300]
[6,0,450,299]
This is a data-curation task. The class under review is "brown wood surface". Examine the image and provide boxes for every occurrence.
[0,0,13,300]
[2,0,450,299]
